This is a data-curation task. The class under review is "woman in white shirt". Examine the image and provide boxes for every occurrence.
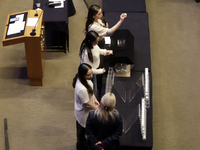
[72,63,100,150]
[80,31,112,74]
[80,31,112,99]
[85,4,127,48]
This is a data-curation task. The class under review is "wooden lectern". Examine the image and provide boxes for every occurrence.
[2,10,46,86]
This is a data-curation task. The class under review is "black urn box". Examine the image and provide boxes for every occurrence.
[111,29,134,65]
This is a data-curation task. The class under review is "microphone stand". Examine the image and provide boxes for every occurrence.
[35,10,38,17]
[30,2,48,36]
[34,0,41,16]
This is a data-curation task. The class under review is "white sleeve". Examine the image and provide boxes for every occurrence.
[106,28,112,34]
[78,89,89,104]
[99,49,107,55]
[89,23,110,37]
[92,68,104,74]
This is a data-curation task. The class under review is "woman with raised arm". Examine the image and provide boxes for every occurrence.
[85,4,127,48]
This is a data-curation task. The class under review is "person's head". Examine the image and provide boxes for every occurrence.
[100,93,116,111]
[78,63,93,81]
[90,4,103,21]
[85,4,102,32]
[80,31,99,63]
[72,64,94,95]
[95,93,118,123]
[85,30,99,46]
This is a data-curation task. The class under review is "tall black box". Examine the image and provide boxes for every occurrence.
[111,29,134,65]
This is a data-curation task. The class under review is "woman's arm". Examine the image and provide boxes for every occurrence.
[78,89,98,109]
[92,68,106,74]
[99,49,113,56]
[84,101,99,109]
[108,13,127,34]
[85,94,99,109]
[94,95,100,105]
[105,50,113,55]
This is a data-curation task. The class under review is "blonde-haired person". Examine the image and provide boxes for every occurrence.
[86,93,122,150]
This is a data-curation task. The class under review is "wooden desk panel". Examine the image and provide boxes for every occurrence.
[2,10,46,86]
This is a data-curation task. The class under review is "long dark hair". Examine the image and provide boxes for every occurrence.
[85,4,101,33]
[79,31,99,63]
[72,63,95,95]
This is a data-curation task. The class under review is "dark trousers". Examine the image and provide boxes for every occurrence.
[76,121,87,150]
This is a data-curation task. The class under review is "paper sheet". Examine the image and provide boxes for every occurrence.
[16,14,24,22]
[26,18,39,27]
[7,14,25,35]
[49,0,65,8]
[105,36,111,44]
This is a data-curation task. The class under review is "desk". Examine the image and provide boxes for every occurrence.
[2,10,46,86]
[100,1,153,148]
[33,0,76,53]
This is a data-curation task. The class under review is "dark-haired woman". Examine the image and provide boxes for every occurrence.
[73,63,100,150]
[80,30,112,98]
[86,93,123,150]
[80,30,112,74]
[85,4,127,48]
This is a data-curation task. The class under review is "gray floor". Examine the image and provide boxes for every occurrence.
[0,0,200,150]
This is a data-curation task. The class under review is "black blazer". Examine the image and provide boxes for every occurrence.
[86,110,123,150]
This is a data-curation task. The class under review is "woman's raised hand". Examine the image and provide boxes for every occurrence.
[120,13,127,21]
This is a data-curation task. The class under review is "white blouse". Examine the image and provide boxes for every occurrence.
[88,19,112,41]
[81,45,107,74]
[74,78,94,128]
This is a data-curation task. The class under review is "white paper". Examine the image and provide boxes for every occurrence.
[26,18,39,27]
[105,36,111,44]
[16,14,24,22]
[7,21,25,35]
[7,14,26,36]
[55,0,64,8]
[7,22,25,35]
[7,24,20,35]
[49,0,65,8]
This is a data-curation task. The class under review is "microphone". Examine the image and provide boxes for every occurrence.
[30,1,48,36]
[34,0,41,16]
[102,17,107,26]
